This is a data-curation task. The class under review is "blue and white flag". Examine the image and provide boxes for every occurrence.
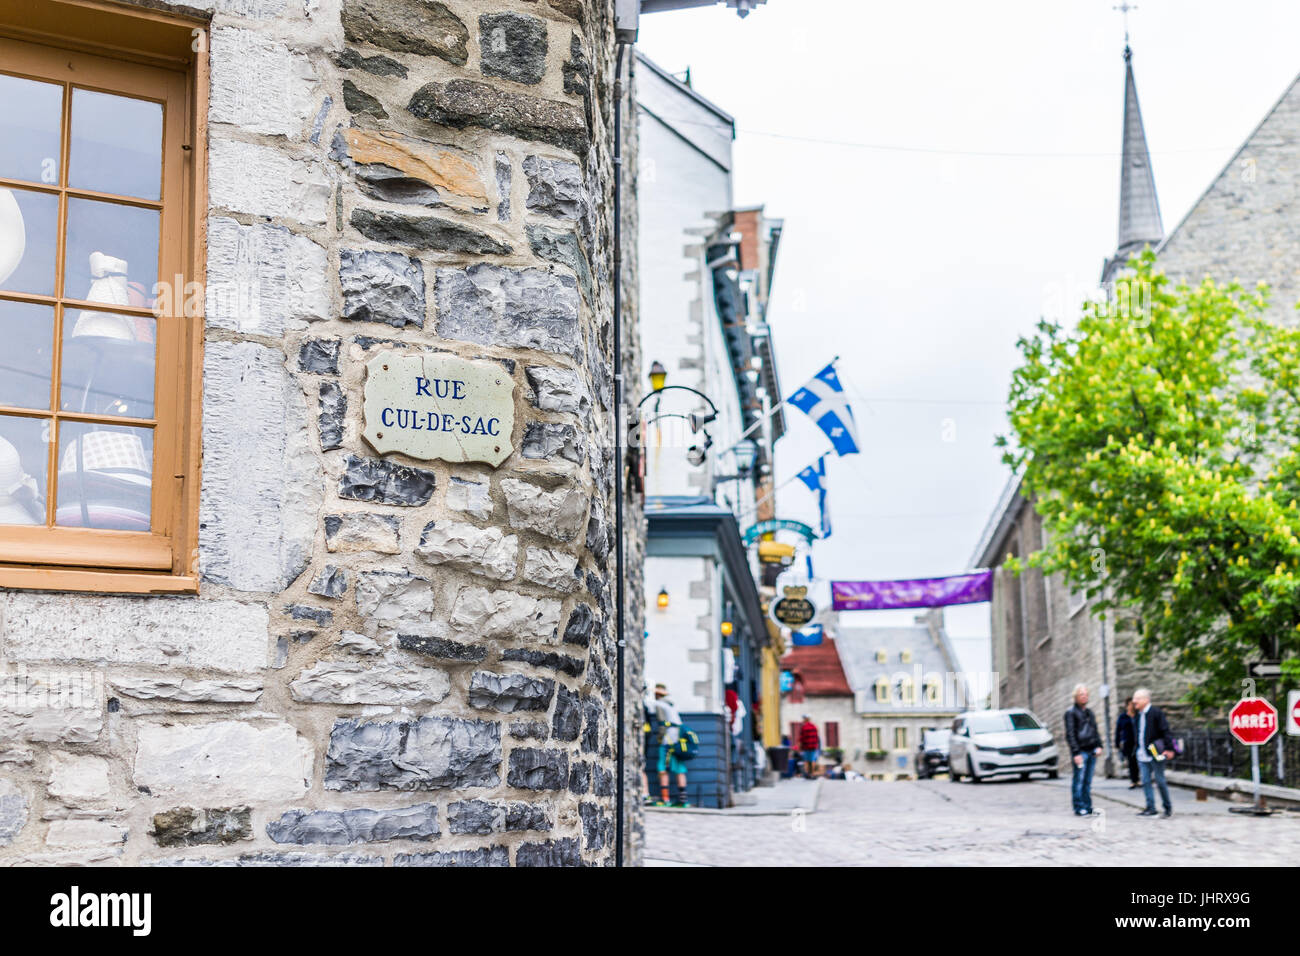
[788,362,859,456]
[796,456,832,539]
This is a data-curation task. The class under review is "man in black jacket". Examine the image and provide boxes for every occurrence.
[1115,697,1140,788]
[1064,684,1104,816]
[1133,687,1175,817]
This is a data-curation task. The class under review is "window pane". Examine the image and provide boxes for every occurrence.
[0,414,49,526]
[62,198,159,304]
[0,74,63,185]
[68,89,162,200]
[61,309,156,419]
[0,301,55,410]
[0,187,59,296]
[55,421,152,531]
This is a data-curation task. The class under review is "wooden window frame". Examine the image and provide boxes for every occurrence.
[0,0,206,594]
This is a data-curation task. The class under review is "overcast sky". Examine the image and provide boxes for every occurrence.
[637,0,1300,674]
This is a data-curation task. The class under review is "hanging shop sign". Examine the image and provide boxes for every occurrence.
[772,585,816,628]
[742,518,818,546]
[363,351,515,467]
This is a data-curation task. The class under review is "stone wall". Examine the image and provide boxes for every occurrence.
[1157,73,1300,325]
[0,0,643,867]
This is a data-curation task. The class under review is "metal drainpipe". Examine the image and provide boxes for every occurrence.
[1099,607,1113,777]
[611,40,628,868]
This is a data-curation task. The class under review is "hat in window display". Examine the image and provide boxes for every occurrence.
[56,430,151,531]
[72,252,136,340]
[0,188,26,287]
[0,434,40,525]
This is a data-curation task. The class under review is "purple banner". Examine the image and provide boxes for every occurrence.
[831,571,993,611]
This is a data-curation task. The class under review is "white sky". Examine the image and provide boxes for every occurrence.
[636,0,1300,674]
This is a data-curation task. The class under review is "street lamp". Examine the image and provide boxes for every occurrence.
[649,360,667,393]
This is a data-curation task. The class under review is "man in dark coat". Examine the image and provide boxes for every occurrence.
[1115,697,1140,788]
[1064,684,1104,815]
[1133,688,1176,817]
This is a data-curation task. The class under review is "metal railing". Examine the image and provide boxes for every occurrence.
[1174,726,1300,790]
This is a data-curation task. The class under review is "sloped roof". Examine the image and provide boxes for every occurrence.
[780,637,851,697]
[834,623,963,714]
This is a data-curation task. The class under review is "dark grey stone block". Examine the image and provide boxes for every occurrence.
[478,12,548,85]
[506,748,568,791]
[338,455,437,506]
[267,804,439,845]
[468,671,555,713]
[325,716,501,791]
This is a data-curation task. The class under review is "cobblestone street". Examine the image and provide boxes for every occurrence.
[644,776,1300,866]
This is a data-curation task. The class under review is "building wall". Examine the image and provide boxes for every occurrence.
[643,555,716,714]
[0,0,643,867]
[792,698,950,779]
[1156,73,1300,326]
[636,61,738,500]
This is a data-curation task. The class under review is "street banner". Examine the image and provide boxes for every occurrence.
[831,570,993,611]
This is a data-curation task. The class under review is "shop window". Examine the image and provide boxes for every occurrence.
[0,3,203,592]
[893,726,907,749]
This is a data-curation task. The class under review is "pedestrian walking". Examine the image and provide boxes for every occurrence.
[1115,697,1140,789]
[797,714,821,778]
[1064,684,1104,815]
[651,683,690,807]
[1132,687,1175,817]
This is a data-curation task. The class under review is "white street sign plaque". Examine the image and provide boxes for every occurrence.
[362,351,515,467]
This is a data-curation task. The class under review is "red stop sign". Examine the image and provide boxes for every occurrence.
[1229,697,1279,745]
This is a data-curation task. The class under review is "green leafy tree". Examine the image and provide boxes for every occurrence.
[999,253,1300,710]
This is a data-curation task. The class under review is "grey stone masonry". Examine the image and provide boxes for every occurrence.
[0,0,641,868]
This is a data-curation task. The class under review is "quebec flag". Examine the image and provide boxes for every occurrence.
[797,456,832,539]
[788,362,859,456]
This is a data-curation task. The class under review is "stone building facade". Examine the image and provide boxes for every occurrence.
[0,0,643,866]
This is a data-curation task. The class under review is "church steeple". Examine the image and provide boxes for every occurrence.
[1102,42,1164,284]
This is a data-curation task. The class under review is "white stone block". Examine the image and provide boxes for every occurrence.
[45,819,127,848]
[445,476,493,519]
[522,547,580,592]
[1,594,269,671]
[209,138,331,225]
[111,676,264,703]
[448,586,562,642]
[133,720,313,803]
[206,217,329,335]
[354,571,437,634]
[200,341,319,594]
[210,28,317,138]
[289,658,450,704]
[47,753,112,805]
[414,520,518,581]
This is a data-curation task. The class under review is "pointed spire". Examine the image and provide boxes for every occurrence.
[1103,44,1163,284]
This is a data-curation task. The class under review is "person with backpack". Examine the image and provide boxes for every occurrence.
[652,683,691,807]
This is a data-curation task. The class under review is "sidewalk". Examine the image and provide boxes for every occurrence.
[643,777,821,817]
